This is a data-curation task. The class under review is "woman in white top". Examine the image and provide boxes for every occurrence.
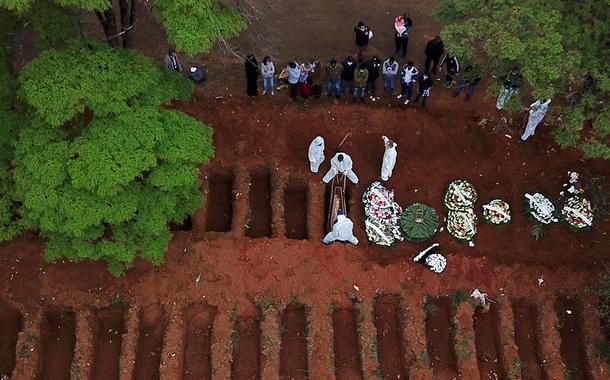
[260,56,275,95]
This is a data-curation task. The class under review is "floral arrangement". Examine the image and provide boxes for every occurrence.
[444,180,478,211]
[447,209,477,241]
[562,196,593,230]
[524,193,558,224]
[400,203,439,243]
[560,171,585,197]
[482,199,511,225]
[362,182,404,246]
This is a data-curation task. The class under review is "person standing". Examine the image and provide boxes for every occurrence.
[397,60,419,105]
[244,54,259,97]
[308,136,325,173]
[413,73,433,107]
[382,57,399,95]
[325,59,343,99]
[452,64,481,100]
[521,99,552,141]
[323,152,359,184]
[164,48,182,72]
[341,56,357,95]
[354,21,371,61]
[440,53,459,88]
[365,56,381,98]
[353,63,369,102]
[496,67,523,110]
[260,56,275,96]
[381,136,397,181]
[424,36,444,74]
[393,14,413,58]
[287,61,301,99]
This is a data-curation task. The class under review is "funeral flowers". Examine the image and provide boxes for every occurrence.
[362,182,404,246]
[444,180,478,211]
[562,196,593,230]
[444,179,478,245]
[524,193,558,224]
[447,209,477,241]
[482,199,511,225]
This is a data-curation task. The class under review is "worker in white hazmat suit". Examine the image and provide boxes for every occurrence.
[322,211,359,245]
[322,152,359,184]
[380,135,397,181]
[308,136,325,173]
[521,99,551,141]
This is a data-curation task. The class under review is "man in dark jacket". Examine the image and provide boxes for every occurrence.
[341,56,357,95]
[354,21,370,61]
[413,73,433,107]
[325,59,343,99]
[440,54,459,88]
[393,14,413,58]
[365,56,381,98]
[424,36,444,74]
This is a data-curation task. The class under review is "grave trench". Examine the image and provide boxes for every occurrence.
[246,168,272,238]
[36,308,77,380]
[374,294,409,379]
[555,297,592,380]
[473,304,506,380]
[90,305,126,380]
[425,297,459,380]
[512,300,547,380]
[205,169,234,232]
[0,300,22,378]
[284,178,309,240]
[332,308,362,380]
[230,311,262,380]
[279,303,309,380]
[133,304,168,380]
[181,303,217,380]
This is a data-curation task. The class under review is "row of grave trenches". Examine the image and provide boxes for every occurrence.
[1,292,608,380]
[175,165,360,242]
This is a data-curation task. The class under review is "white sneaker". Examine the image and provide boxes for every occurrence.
[271,91,275,96]
[262,90,267,95]
[396,94,403,99]
[403,99,409,105]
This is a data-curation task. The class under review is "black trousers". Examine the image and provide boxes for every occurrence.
[394,35,409,57]
[424,55,441,74]
[289,83,298,99]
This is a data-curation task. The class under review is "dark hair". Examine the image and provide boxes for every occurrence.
[289,62,297,69]
[330,59,337,65]
[338,154,344,162]
[346,56,353,62]
[263,55,271,63]
[357,21,364,27]
[407,60,414,66]
[389,57,395,62]
[168,48,175,55]
[512,66,519,71]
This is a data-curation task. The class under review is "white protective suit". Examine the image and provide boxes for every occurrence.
[521,99,551,141]
[308,136,325,173]
[381,136,397,181]
[322,214,359,245]
[322,152,359,184]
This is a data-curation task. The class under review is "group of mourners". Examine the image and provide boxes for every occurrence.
[308,135,397,246]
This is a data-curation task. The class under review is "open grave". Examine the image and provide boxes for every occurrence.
[231,313,262,380]
[246,168,272,238]
[425,297,459,380]
[37,308,76,380]
[205,169,234,232]
[284,179,309,240]
[374,294,408,379]
[182,303,217,380]
[91,305,125,380]
[0,300,22,377]
[279,304,308,380]
[512,300,546,380]
[133,304,168,380]
[473,304,506,380]
[332,308,362,379]
[555,297,592,380]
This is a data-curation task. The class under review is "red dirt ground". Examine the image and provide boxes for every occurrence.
[91,306,125,380]
[0,300,22,377]
[473,304,506,380]
[37,308,76,380]
[4,0,610,379]
[231,314,262,379]
[425,297,459,379]
[374,294,409,379]
[332,308,362,379]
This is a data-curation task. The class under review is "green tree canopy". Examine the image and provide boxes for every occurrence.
[8,42,214,274]
[435,0,610,159]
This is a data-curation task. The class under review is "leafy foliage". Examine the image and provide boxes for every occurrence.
[435,0,610,160]
[596,274,610,330]
[10,43,213,274]
[587,176,610,220]
[400,202,439,242]
[155,0,247,56]
[25,0,76,48]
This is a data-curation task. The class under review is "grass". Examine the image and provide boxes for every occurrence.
[230,330,239,350]
[451,290,469,307]
[256,299,274,311]
[263,334,276,349]
[562,366,573,380]
[276,324,287,335]
[424,295,436,316]
[457,335,473,359]
[418,349,430,362]
[327,302,335,315]
[595,339,610,366]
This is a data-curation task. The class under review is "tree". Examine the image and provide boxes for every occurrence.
[10,41,214,275]
[0,0,246,53]
[435,0,609,160]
